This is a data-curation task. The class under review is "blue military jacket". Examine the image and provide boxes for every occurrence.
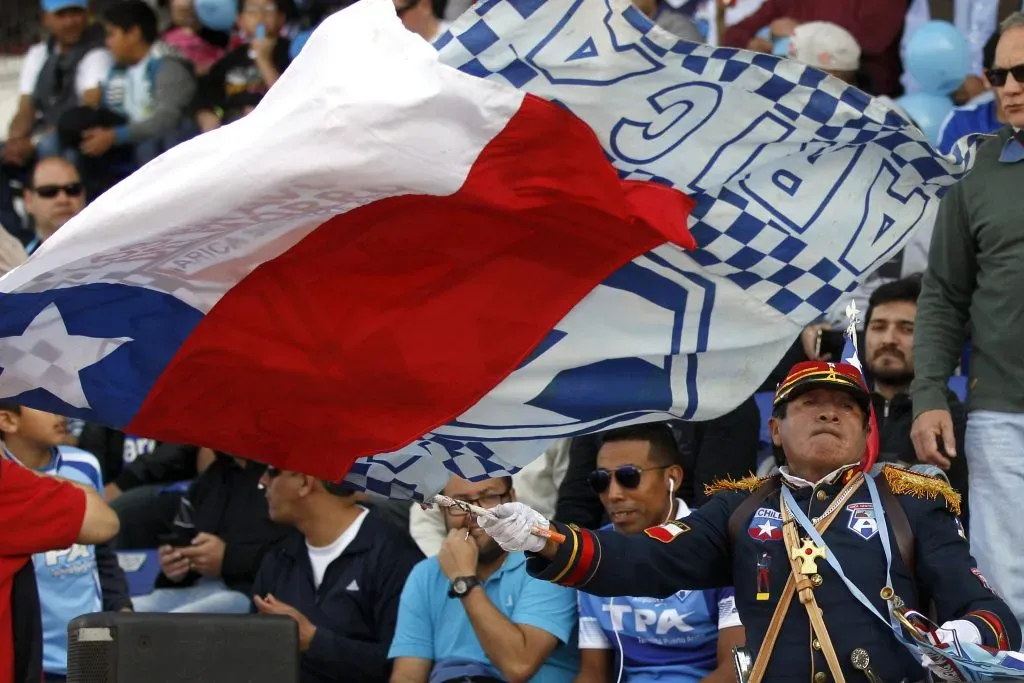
[528,465,1019,682]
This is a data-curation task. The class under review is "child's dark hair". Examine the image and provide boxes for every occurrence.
[0,401,21,415]
[103,0,159,44]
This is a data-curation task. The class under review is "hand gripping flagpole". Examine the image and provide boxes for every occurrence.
[428,494,567,545]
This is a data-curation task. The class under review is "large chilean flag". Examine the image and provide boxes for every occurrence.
[0,0,692,482]
[0,0,981,498]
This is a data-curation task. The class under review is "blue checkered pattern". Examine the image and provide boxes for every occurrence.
[344,0,984,500]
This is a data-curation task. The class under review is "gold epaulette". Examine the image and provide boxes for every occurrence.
[704,473,772,497]
[882,465,962,516]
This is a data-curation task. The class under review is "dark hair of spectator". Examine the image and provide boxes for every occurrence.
[984,31,1000,71]
[103,0,159,44]
[0,401,21,433]
[598,422,679,467]
[323,480,357,497]
[865,274,922,329]
[237,0,299,21]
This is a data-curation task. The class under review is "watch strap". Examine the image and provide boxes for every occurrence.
[448,576,481,598]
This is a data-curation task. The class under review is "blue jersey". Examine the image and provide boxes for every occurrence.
[15,447,104,675]
[936,93,1002,154]
[577,503,741,682]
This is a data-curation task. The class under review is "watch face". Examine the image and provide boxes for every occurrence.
[454,578,467,593]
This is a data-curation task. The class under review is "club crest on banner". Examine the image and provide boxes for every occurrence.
[748,507,783,542]
[846,502,878,540]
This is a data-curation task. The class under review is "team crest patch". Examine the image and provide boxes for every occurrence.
[748,507,783,542]
[972,568,992,592]
[846,502,878,540]
[644,521,691,543]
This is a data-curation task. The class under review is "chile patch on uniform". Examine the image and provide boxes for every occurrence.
[748,507,783,542]
[972,568,993,592]
[644,521,691,543]
[846,502,878,540]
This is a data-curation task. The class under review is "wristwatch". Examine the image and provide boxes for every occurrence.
[448,576,481,599]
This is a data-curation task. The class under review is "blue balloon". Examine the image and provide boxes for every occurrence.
[195,0,236,32]
[905,21,971,94]
[895,92,954,145]
[289,29,313,61]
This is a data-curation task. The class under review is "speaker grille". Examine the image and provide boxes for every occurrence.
[67,629,115,683]
[68,612,299,683]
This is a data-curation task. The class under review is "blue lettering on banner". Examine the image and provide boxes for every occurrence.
[610,83,722,164]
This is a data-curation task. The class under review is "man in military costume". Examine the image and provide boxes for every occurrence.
[476,361,1021,682]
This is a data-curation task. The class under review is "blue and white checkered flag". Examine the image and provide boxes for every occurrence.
[342,0,988,499]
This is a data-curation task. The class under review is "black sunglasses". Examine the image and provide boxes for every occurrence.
[395,0,418,16]
[587,464,670,494]
[265,466,283,478]
[986,63,1024,87]
[33,182,84,199]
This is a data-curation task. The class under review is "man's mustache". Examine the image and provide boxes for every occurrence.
[872,345,904,360]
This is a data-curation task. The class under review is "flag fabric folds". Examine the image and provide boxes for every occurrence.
[0,0,984,498]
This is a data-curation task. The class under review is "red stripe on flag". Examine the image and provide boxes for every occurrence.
[127,94,696,479]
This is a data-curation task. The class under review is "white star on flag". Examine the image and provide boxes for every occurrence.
[0,303,132,409]
[758,520,777,538]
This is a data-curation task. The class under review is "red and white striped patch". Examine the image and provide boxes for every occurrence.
[644,521,691,543]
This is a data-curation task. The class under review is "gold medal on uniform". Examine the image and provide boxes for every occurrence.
[791,538,826,574]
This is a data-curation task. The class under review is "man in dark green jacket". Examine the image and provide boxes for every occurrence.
[910,11,1024,636]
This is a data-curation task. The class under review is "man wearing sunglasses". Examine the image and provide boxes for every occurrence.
[22,156,85,255]
[479,361,1019,681]
[576,423,745,683]
[912,10,1024,639]
[0,156,86,278]
[251,467,423,683]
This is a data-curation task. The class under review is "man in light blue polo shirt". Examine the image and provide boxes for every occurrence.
[389,476,578,683]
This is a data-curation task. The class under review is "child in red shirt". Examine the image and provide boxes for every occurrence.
[0,456,89,683]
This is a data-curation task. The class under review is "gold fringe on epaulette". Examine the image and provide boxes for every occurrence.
[704,473,768,497]
[882,465,962,516]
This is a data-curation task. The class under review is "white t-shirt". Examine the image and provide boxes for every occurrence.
[18,41,114,98]
[306,506,369,589]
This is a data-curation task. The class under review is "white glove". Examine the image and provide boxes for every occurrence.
[476,502,550,554]
[920,619,982,681]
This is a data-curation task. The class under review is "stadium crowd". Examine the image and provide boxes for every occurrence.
[1,0,1024,681]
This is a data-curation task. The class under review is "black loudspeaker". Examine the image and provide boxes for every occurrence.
[67,612,299,683]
